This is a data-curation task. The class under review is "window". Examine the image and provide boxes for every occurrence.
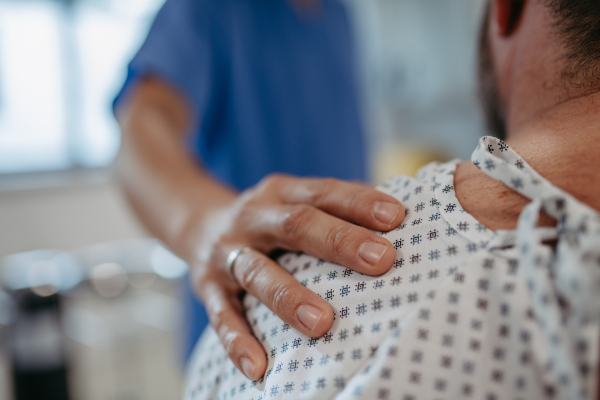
[0,0,164,174]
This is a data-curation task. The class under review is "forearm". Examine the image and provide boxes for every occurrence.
[113,76,409,383]
[115,79,237,263]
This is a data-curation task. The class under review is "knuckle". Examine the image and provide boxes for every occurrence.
[211,306,229,333]
[260,173,287,191]
[326,224,357,258]
[271,282,301,316]
[236,199,259,225]
[222,330,245,357]
[346,187,370,212]
[309,178,336,205]
[236,255,265,289]
[280,204,313,239]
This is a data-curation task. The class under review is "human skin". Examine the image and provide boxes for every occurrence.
[455,3,600,394]
[454,0,600,232]
[115,79,404,380]
[114,0,409,382]
[116,0,600,386]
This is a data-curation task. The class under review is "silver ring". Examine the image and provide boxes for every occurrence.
[226,246,253,283]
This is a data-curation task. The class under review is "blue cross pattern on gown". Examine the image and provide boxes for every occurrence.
[184,137,600,400]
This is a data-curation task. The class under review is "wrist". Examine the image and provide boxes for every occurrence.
[180,192,237,266]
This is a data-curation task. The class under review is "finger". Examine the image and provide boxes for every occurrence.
[233,249,334,338]
[201,283,268,381]
[256,204,396,275]
[273,176,405,231]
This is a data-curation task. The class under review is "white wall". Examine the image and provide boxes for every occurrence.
[346,0,488,166]
[0,179,147,259]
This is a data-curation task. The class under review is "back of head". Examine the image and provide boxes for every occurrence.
[545,0,600,88]
[478,0,600,140]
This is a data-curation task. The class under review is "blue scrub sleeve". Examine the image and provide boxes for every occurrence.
[113,0,215,119]
[112,0,218,363]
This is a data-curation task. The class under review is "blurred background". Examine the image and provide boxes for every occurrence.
[0,0,486,399]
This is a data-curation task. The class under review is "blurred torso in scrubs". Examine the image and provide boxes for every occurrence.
[115,0,367,360]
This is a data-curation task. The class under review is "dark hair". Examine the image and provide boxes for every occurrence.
[546,0,600,87]
[478,3,506,140]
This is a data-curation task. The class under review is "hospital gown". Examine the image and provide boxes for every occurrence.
[184,136,600,400]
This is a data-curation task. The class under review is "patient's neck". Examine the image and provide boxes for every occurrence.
[454,90,600,231]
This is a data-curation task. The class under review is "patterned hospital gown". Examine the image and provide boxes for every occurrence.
[184,137,600,400]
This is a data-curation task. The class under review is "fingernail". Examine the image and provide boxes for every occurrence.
[374,201,400,224]
[297,304,323,331]
[240,357,256,380]
[359,242,388,266]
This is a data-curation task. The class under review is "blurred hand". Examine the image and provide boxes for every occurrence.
[191,174,404,381]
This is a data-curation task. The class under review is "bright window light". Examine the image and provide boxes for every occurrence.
[0,0,164,174]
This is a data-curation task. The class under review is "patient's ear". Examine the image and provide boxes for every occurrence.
[493,0,526,37]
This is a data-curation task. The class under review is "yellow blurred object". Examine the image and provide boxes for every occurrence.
[373,143,448,184]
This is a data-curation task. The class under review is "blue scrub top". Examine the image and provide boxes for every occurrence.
[115,0,367,360]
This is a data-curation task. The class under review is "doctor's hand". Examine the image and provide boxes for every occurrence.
[115,77,405,384]
[191,174,404,381]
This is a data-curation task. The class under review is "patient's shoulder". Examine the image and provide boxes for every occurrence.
[377,162,440,193]
[376,161,447,198]
[374,161,456,227]
[277,160,461,276]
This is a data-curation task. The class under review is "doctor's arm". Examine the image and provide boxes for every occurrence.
[115,76,405,380]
